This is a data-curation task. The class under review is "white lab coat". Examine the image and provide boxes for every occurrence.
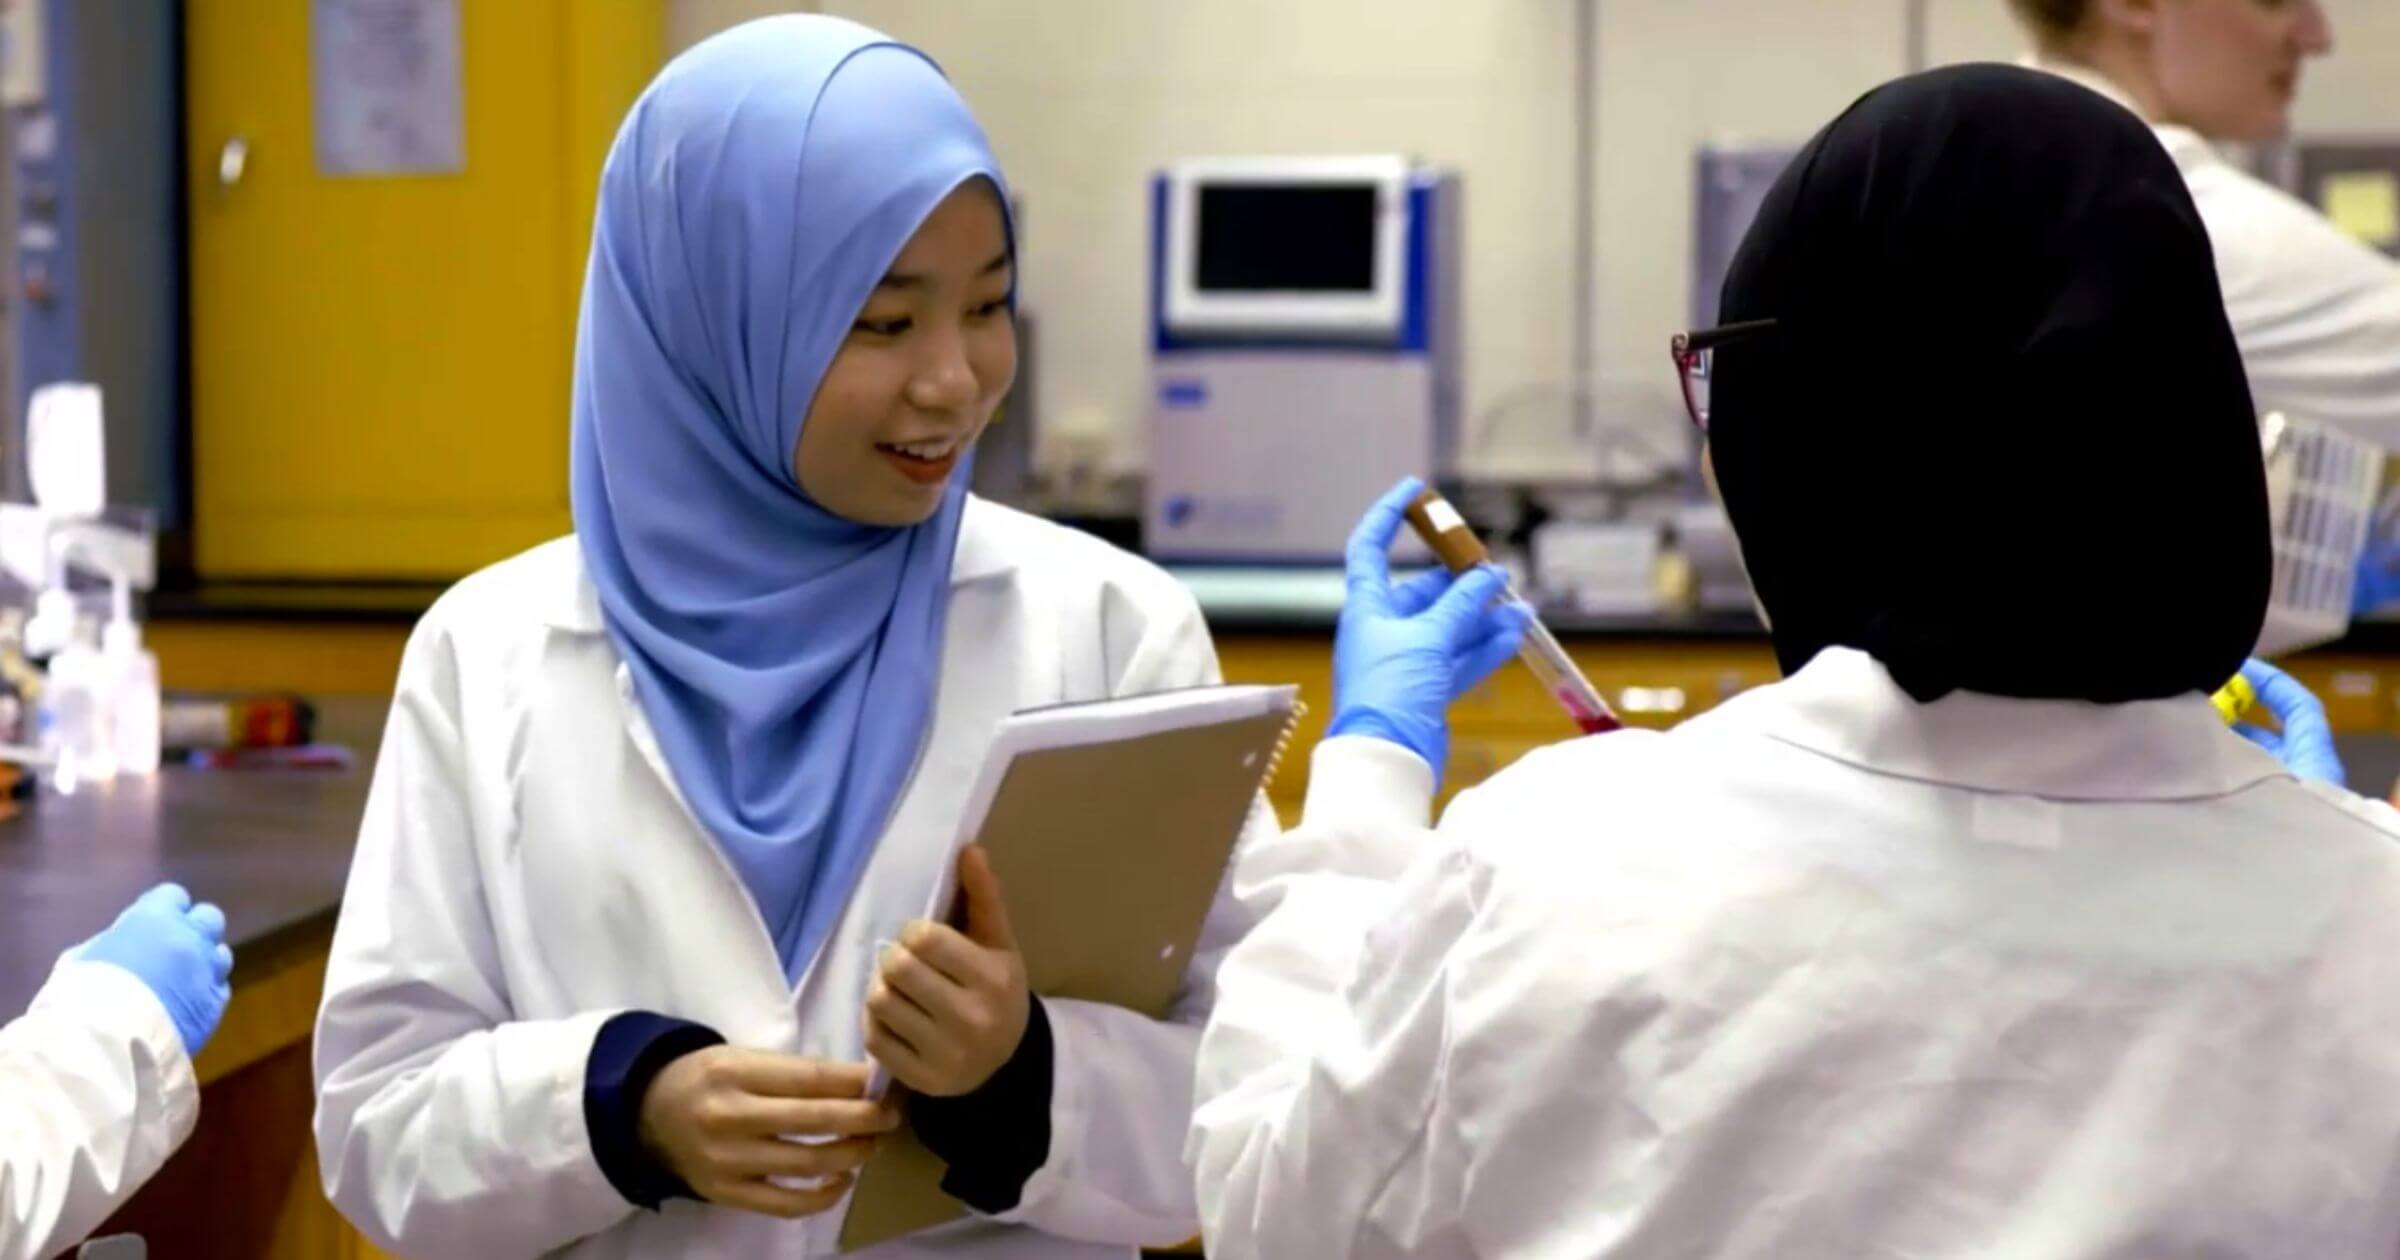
[314,498,1266,1259]
[1191,647,2400,1257]
[2035,58,2400,447]
[0,959,196,1260]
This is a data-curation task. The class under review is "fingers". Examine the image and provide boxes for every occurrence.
[1455,614,1529,693]
[2279,692,2333,747]
[2260,674,2331,741]
[1431,566,1512,648]
[139,884,193,915]
[2234,723,2282,754]
[1344,477,1428,612]
[187,902,227,940]
[863,1020,936,1094]
[720,1051,871,1100]
[2242,663,2335,757]
[707,1171,856,1219]
[954,846,1016,951]
[2239,659,2319,720]
[212,944,235,984]
[1388,567,1453,616]
[728,1093,900,1140]
[865,973,944,1051]
[894,922,991,996]
[722,1135,880,1181]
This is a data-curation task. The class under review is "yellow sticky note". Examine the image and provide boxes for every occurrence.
[2322,170,2400,249]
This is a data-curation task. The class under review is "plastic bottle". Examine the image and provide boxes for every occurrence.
[43,627,113,792]
[102,577,158,775]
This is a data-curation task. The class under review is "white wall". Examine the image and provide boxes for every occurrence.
[2285,0,2400,134]
[668,0,814,54]
[1589,0,1910,479]
[810,0,2397,478]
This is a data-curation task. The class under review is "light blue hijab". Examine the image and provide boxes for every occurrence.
[570,16,1011,982]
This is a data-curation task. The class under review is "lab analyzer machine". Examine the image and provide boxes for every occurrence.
[1146,156,1461,562]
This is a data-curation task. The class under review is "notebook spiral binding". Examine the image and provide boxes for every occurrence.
[1261,698,1310,793]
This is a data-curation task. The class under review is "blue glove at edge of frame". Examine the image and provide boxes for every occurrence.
[2233,657,2346,789]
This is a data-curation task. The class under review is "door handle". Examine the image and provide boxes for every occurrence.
[217,136,248,189]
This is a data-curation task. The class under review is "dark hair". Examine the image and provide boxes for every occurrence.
[2007,0,2091,45]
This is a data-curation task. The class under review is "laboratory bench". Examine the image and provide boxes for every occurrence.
[0,697,384,1258]
[138,574,2400,818]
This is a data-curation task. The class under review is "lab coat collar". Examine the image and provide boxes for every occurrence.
[1706,647,2291,802]
[540,496,1020,634]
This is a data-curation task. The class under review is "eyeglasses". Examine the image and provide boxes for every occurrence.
[1670,318,1778,432]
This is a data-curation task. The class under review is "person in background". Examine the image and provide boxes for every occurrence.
[2020,1,2400,660]
[1,883,233,1260]
[312,15,1263,1259]
[1189,66,2400,1258]
[2012,0,2400,449]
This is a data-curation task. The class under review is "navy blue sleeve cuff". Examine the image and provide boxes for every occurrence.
[909,993,1055,1215]
[584,1011,725,1211]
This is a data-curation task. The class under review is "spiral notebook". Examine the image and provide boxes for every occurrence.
[840,682,1304,1253]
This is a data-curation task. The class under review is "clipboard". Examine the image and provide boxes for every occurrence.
[839,683,1303,1252]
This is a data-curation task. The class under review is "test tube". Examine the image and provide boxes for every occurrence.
[1402,488,1623,735]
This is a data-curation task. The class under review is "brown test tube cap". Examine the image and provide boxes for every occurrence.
[1402,488,1490,575]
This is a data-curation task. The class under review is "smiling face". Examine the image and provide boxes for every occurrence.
[793,180,1017,526]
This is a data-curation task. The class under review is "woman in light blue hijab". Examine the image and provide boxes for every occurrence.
[313,15,1265,1257]
[574,11,991,1006]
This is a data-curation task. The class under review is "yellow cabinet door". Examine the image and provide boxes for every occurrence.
[185,1,658,578]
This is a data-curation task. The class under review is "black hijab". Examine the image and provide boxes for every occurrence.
[1711,64,2269,704]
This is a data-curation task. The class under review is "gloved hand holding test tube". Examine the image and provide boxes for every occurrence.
[1402,488,1623,735]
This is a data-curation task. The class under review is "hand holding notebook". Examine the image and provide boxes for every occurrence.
[839,682,1303,1252]
[863,845,1031,1100]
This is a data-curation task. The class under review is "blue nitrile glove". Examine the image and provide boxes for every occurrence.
[2234,658,2346,789]
[72,883,235,1055]
[1326,478,1532,786]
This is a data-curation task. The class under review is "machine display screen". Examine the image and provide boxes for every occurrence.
[1195,184,1380,293]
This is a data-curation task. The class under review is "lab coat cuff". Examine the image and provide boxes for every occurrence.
[514,1007,643,1229]
[38,959,200,1138]
[583,1011,725,1210]
[1305,736,1438,834]
[911,992,1055,1214]
[981,993,1092,1229]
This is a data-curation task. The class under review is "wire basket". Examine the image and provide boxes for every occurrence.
[2258,411,2383,656]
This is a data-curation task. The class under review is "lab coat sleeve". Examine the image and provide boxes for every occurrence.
[983,578,1274,1247]
[1188,734,1495,1258]
[2190,162,2400,447]
[0,960,196,1260]
[312,622,633,1257]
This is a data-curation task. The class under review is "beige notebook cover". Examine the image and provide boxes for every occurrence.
[839,683,1301,1253]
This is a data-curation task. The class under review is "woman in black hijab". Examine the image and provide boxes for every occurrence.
[1191,65,2400,1259]
[1707,61,2266,703]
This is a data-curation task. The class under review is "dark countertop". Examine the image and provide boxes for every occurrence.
[0,698,382,1011]
[140,573,2400,653]
[141,575,1776,639]
[148,582,448,625]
